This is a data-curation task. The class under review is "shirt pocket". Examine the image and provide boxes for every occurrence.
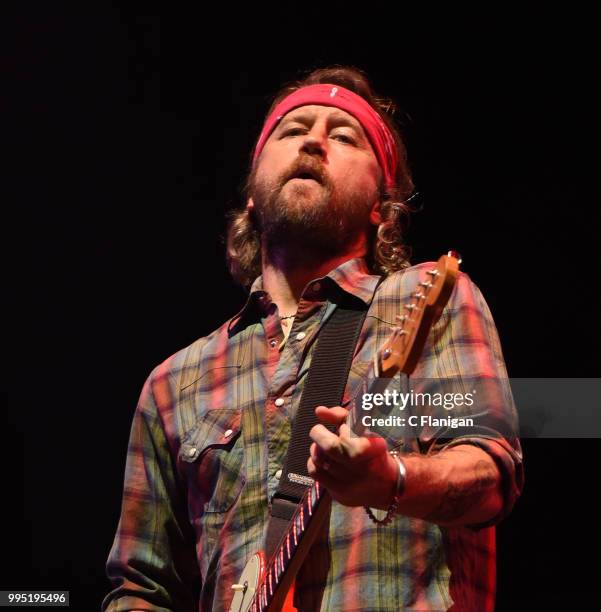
[179,408,245,514]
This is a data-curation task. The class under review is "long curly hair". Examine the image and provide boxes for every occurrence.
[227,66,416,288]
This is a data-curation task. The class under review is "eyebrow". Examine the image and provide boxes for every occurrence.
[278,111,365,138]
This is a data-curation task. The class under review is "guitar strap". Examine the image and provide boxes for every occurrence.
[265,287,377,559]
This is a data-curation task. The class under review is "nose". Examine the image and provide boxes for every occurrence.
[300,128,327,158]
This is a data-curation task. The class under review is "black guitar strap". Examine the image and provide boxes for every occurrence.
[264,289,375,559]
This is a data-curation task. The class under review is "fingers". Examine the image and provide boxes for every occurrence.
[306,457,342,494]
[309,422,389,465]
[314,405,348,426]
[309,423,343,456]
[310,406,350,460]
[307,443,349,484]
[309,442,337,472]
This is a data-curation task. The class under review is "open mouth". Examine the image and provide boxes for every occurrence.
[289,170,321,183]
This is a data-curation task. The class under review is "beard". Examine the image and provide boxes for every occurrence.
[249,154,377,259]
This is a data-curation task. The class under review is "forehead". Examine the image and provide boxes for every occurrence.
[278,104,364,131]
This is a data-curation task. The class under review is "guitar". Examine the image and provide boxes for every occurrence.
[229,251,461,612]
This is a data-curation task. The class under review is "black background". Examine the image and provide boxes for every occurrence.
[3,4,598,610]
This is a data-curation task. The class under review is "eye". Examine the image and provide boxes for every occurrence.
[332,133,356,145]
[282,128,305,137]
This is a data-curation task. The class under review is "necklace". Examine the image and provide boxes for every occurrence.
[279,313,296,320]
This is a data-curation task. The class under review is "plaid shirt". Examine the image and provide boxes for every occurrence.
[103,257,523,612]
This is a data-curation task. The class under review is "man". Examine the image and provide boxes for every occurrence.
[103,66,523,611]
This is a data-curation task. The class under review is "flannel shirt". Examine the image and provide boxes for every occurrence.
[102,257,523,611]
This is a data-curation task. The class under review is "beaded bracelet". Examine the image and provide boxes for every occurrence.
[364,450,407,526]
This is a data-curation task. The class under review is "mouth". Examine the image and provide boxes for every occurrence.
[288,169,322,183]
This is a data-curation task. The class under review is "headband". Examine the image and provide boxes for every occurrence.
[252,84,398,191]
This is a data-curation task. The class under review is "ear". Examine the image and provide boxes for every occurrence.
[369,200,382,226]
[247,197,254,211]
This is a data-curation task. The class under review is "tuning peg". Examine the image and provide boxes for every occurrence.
[413,292,425,300]
[427,269,440,277]
[419,281,433,289]
[447,250,462,264]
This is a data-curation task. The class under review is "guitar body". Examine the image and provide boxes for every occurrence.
[229,552,265,612]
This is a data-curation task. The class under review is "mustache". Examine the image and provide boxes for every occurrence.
[280,155,329,187]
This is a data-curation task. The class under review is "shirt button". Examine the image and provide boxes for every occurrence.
[312,282,321,292]
[295,332,306,341]
[223,429,233,438]
[275,469,282,479]
[187,447,197,457]
[269,339,278,348]
[275,398,285,407]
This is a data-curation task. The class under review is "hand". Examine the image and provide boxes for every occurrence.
[306,406,399,509]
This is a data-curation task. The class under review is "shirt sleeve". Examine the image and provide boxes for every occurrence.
[410,271,524,529]
[102,367,201,611]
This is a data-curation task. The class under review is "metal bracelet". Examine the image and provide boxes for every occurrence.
[364,451,406,526]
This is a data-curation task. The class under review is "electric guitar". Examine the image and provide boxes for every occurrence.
[229,251,461,612]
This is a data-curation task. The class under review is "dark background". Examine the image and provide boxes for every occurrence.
[3,4,597,610]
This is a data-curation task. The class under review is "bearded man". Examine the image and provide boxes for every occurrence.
[103,66,523,612]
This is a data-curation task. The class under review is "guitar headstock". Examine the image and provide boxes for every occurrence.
[378,251,461,378]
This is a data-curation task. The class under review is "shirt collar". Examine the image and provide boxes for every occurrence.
[325,256,382,306]
[227,257,381,336]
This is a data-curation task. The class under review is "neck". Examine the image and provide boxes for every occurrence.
[261,235,367,316]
